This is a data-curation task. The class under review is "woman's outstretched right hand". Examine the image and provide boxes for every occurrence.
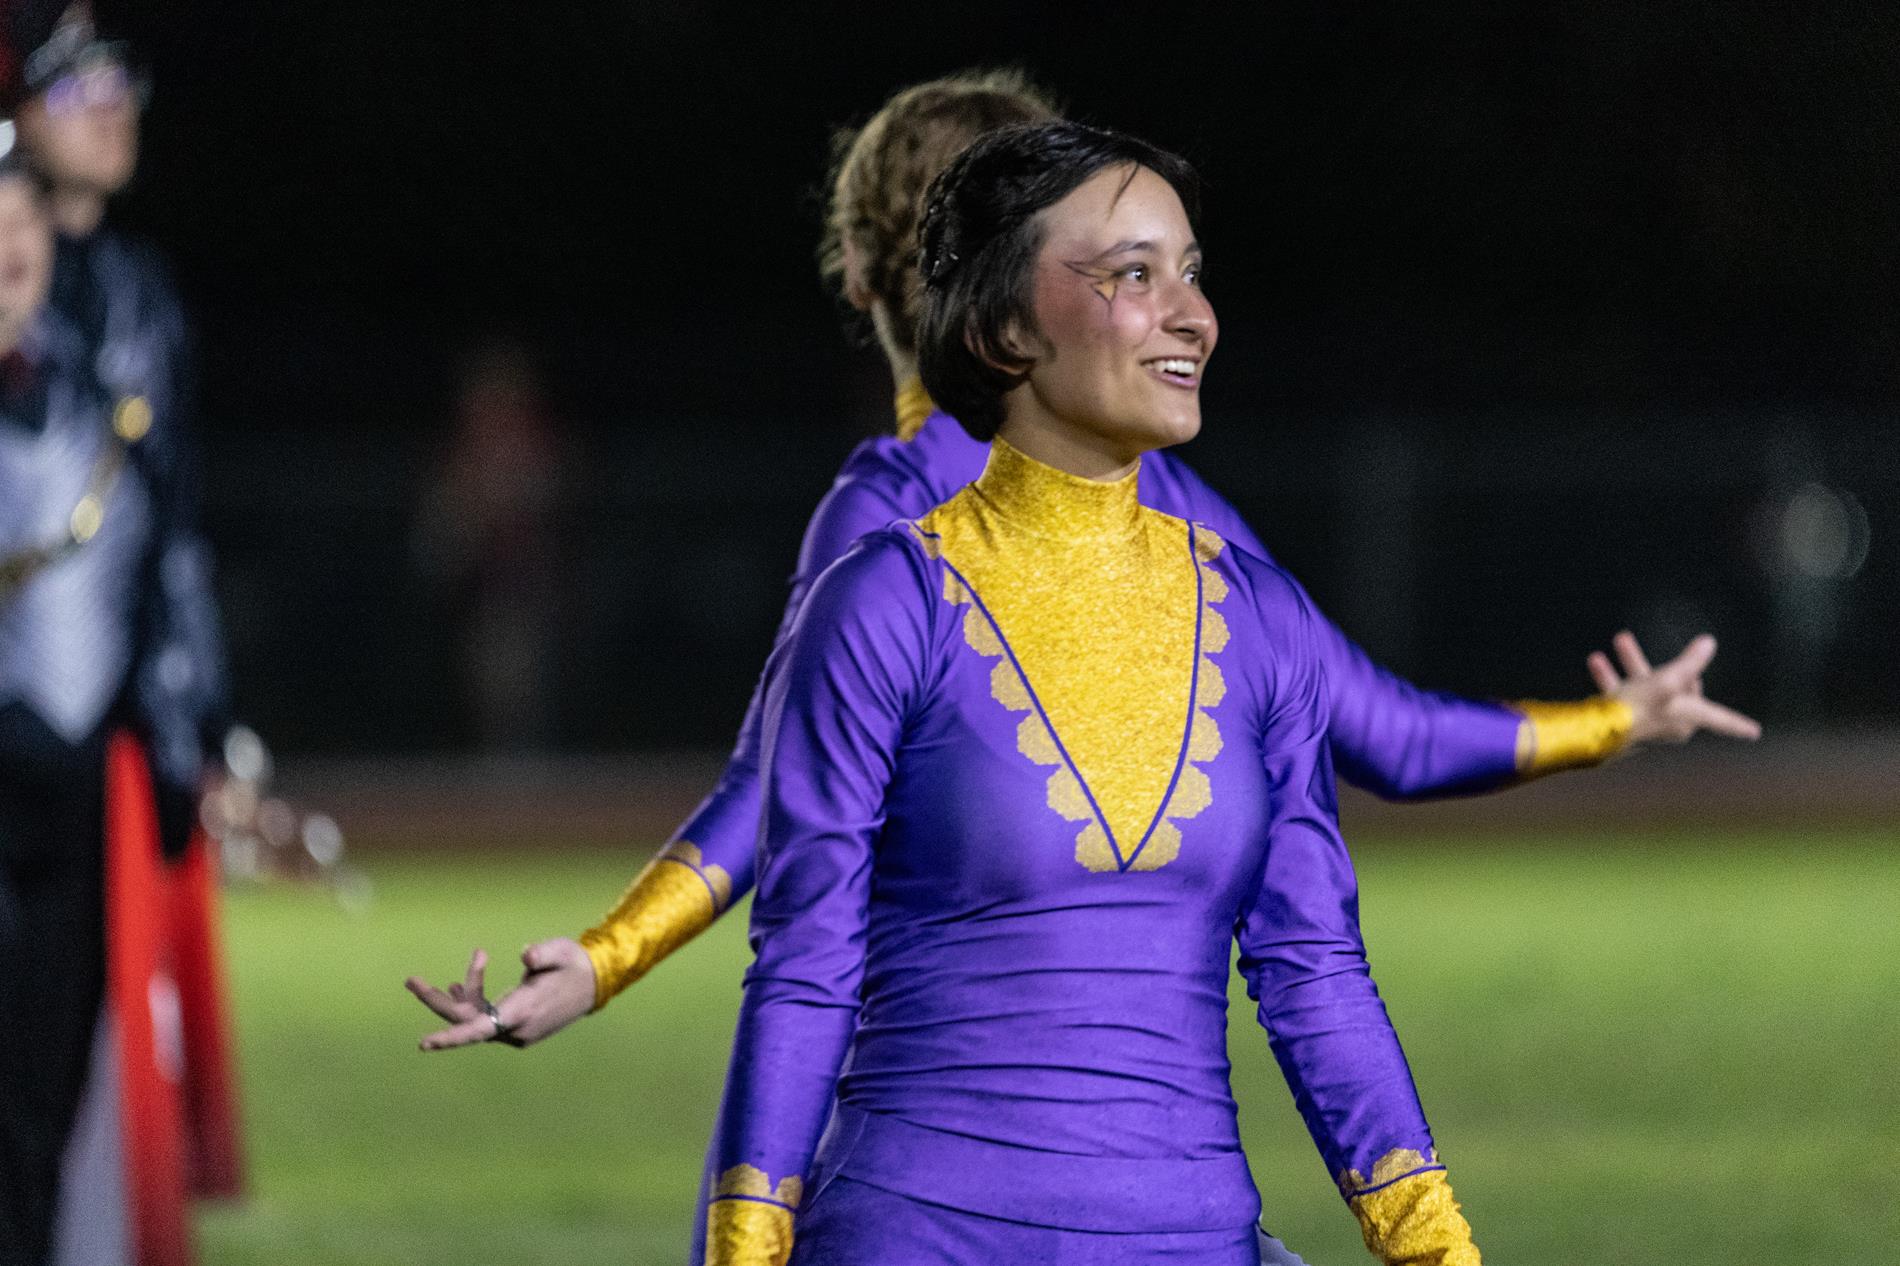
[405,939,597,1051]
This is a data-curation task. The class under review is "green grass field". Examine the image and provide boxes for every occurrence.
[199,831,1900,1265]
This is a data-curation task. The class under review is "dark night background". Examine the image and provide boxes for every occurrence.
[97,2,1898,754]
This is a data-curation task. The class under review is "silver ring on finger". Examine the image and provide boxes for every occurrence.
[481,1000,515,1042]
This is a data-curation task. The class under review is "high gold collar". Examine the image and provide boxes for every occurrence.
[894,377,936,442]
[971,436,1143,543]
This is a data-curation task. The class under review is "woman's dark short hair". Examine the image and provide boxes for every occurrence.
[916,121,1200,442]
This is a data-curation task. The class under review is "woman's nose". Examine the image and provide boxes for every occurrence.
[1164,280,1215,347]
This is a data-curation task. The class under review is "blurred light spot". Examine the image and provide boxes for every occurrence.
[112,395,152,442]
[69,494,102,542]
[1779,483,1870,579]
[218,779,258,827]
[302,813,345,868]
[223,724,271,784]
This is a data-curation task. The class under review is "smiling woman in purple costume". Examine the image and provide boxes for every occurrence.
[402,73,1759,1264]
[702,118,1479,1265]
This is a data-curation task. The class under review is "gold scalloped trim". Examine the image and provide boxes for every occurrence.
[917,520,1230,874]
[909,521,944,561]
[1339,1146,1439,1197]
[712,1163,804,1207]
[1129,526,1228,872]
[661,840,733,911]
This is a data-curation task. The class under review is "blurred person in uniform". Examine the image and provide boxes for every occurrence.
[13,4,225,832]
[2,5,237,1263]
[0,95,190,1266]
[413,336,566,752]
[0,100,95,1266]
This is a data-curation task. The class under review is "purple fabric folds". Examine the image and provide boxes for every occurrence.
[788,1176,1262,1266]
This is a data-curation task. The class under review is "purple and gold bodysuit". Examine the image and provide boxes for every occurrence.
[701,439,1480,1264]
[581,385,1629,1003]
[578,386,1629,1263]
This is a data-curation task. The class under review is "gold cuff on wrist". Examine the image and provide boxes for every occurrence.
[576,841,729,1010]
[1348,1166,1482,1266]
[1512,695,1634,777]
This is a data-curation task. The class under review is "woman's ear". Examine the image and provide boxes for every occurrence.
[967,314,1038,375]
[998,315,1039,366]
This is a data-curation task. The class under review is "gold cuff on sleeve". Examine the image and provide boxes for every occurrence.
[1348,1166,1482,1266]
[704,1199,794,1266]
[576,841,730,1011]
[704,1165,802,1266]
[1511,695,1634,777]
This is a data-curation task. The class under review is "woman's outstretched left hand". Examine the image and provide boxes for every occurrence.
[1587,630,1763,748]
[405,939,597,1051]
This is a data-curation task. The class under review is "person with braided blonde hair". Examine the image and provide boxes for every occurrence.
[820,69,1059,400]
[405,71,1757,1266]
[408,71,1073,1049]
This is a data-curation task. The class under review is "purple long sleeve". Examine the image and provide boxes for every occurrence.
[1230,579,1439,1190]
[700,535,930,1257]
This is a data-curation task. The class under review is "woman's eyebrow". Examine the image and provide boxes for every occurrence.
[1078,238,1203,262]
[1089,239,1155,259]
[1062,239,1203,304]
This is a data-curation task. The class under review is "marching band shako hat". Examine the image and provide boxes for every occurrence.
[1,1,139,116]
[21,0,136,102]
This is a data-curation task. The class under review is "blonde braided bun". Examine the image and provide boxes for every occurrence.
[820,69,1059,354]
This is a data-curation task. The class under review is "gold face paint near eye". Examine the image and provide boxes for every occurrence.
[1062,259,1120,306]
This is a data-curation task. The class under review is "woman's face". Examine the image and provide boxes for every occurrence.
[1008,163,1215,460]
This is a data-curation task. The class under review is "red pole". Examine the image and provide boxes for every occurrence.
[167,829,246,1199]
[103,733,193,1266]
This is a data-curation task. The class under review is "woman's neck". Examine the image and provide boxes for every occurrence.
[994,411,1140,483]
[872,303,918,388]
[873,300,1140,482]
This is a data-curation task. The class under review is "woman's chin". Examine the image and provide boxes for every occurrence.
[1146,408,1202,450]
[1053,401,1200,459]
[1105,417,1199,458]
